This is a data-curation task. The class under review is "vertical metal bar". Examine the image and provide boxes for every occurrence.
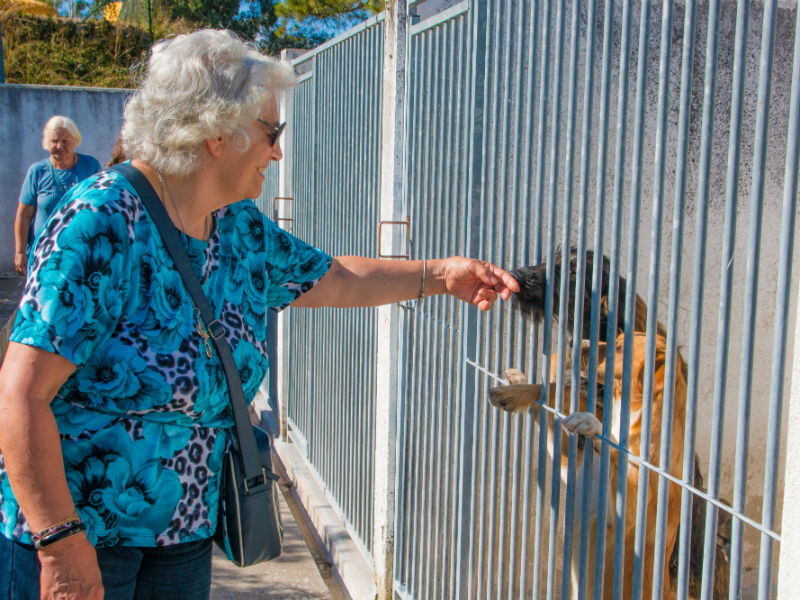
[473,0,498,592]
[759,3,800,597]
[455,1,482,595]
[578,0,612,592]
[461,0,488,597]
[425,23,447,599]
[353,34,367,539]
[558,0,585,591]
[395,27,420,590]
[505,0,530,592]
[676,0,721,593]
[337,40,349,534]
[600,0,638,594]
[619,0,654,594]
[436,19,461,598]
[649,0,698,596]
[516,0,541,593]
[481,1,504,592]
[492,0,516,594]
[544,0,569,596]
[408,30,430,596]
[728,0,778,595]
[419,25,443,597]
[360,30,372,542]
[631,0,675,596]
[446,16,469,599]
[591,0,631,591]
[531,0,554,591]
[699,0,750,595]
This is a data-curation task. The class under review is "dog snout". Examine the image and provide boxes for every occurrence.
[509,265,546,291]
[508,265,548,322]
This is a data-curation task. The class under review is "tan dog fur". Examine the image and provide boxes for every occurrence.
[488,333,686,600]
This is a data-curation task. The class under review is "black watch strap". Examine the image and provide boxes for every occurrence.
[34,523,87,550]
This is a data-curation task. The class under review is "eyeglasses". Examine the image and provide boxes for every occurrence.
[257,119,286,146]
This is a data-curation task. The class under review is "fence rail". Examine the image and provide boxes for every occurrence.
[258,0,800,598]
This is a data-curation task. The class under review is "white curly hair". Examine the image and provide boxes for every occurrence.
[121,29,297,177]
[42,116,82,149]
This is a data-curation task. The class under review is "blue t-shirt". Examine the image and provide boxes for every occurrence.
[18,154,103,241]
[0,168,331,548]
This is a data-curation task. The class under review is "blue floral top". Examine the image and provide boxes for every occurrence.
[0,168,331,548]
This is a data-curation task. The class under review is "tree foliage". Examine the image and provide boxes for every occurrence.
[1,12,153,86]
[275,0,383,30]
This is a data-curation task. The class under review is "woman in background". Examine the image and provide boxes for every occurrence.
[14,116,101,276]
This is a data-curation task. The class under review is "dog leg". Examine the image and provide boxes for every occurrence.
[505,367,529,384]
[487,382,543,414]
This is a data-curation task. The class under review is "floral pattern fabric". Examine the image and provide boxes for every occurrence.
[0,168,331,547]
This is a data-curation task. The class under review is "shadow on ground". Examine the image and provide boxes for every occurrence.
[211,491,334,600]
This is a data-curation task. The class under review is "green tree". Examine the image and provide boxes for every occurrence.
[110,0,327,55]
[275,0,383,30]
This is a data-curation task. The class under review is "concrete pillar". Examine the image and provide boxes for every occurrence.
[275,48,306,442]
[373,2,408,598]
[778,251,800,598]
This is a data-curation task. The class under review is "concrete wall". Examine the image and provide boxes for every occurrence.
[0,84,130,273]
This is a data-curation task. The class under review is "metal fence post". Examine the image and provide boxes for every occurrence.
[777,276,800,599]
[275,48,306,442]
[374,2,407,598]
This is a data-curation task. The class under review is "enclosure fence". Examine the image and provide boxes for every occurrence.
[260,0,800,598]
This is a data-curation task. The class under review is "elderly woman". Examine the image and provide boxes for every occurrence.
[0,30,517,599]
[14,116,102,276]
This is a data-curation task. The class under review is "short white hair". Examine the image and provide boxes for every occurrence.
[121,29,297,177]
[42,116,82,149]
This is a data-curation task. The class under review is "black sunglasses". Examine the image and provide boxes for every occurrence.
[257,119,286,146]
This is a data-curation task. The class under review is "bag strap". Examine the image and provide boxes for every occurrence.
[108,163,268,490]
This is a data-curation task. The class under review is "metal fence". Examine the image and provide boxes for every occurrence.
[256,162,280,413]
[260,0,800,598]
[283,17,385,559]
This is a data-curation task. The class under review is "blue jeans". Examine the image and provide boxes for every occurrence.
[0,534,212,600]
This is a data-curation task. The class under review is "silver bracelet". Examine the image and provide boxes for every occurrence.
[418,259,426,305]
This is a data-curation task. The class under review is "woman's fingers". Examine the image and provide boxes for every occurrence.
[472,261,520,297]
[487,263,520,295]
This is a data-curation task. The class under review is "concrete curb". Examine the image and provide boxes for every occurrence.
[271,436,377,600]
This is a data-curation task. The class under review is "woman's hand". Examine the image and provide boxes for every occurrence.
[14,252,28,277]
[435,257,519,311]
[38,533,104,600]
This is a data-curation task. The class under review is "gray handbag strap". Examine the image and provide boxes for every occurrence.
[108,163,267,488]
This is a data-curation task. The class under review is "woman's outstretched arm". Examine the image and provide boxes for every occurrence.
[292,256,519,311]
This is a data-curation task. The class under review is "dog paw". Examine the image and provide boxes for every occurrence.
[563,412,602,438]
[504,368,529,384]
[487,383,540,413]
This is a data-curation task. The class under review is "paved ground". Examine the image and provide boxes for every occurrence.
[211,487,342,600]
[0,273,24,326]
[0,273,26,362]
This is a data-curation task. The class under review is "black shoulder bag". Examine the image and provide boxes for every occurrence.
[109,163,283,567]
